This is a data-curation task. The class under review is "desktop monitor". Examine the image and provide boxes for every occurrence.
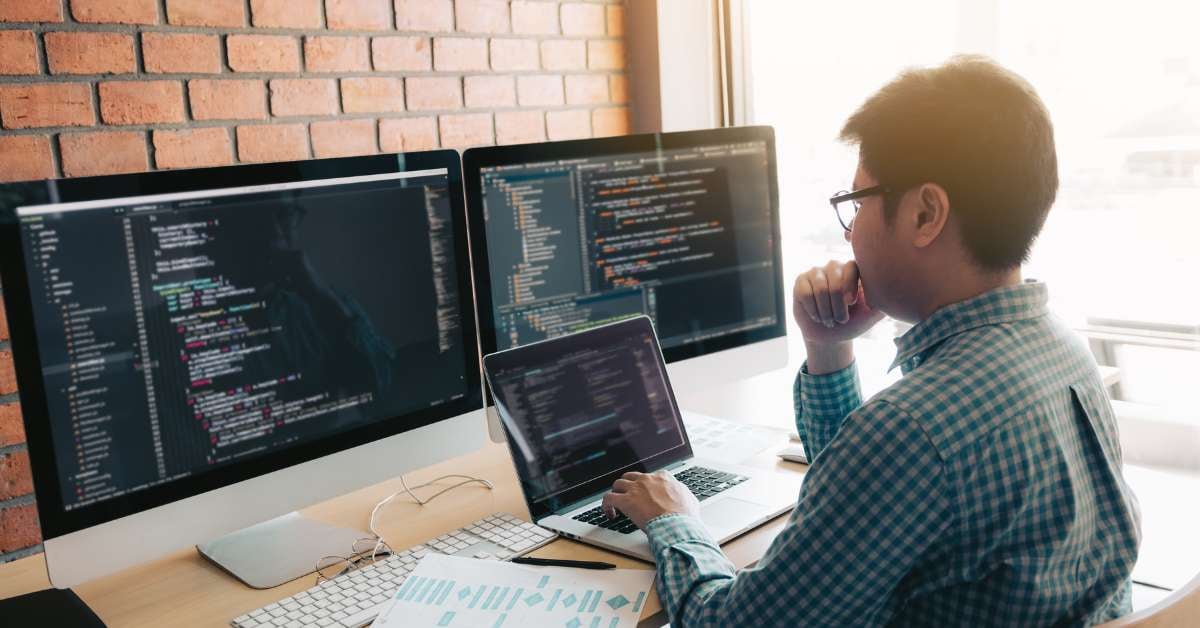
[0,151,486,588]
[462,126,787,440]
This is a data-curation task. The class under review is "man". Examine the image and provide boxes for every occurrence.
[602,56,1141,626]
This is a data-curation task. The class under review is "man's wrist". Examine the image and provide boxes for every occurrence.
[804,340,854,374]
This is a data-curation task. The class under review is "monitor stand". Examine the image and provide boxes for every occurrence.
[196,512,369,589]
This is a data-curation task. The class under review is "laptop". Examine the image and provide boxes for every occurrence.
[482,316,804,562]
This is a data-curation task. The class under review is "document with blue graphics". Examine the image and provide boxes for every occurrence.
[372,554,656,628]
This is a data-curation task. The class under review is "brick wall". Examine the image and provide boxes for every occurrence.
[0,0,631,564]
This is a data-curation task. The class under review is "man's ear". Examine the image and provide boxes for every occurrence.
[910,183,950,249]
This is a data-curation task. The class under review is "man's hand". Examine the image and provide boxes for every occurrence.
[601,471,700,529]
[792,260,884,373]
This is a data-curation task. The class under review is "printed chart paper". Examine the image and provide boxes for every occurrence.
[372,554,655,628]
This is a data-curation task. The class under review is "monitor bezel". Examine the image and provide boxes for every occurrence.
[0,151,484,540]
[482,315,694,521]
[461,125,786,377]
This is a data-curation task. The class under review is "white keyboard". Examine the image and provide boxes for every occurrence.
[231,513,557,628]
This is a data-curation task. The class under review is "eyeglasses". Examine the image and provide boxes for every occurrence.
[314,536,393,585]
[829,185,890,232]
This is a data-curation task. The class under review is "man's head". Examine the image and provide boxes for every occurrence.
[838,55,1058,321]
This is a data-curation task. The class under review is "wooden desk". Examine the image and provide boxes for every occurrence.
[0,437,806,627]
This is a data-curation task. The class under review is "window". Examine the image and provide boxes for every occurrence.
[742,0,1200,594]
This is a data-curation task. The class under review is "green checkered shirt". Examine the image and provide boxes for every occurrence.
[643,281,1141,626]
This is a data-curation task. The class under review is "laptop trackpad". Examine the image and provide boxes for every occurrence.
[701,497,771,531]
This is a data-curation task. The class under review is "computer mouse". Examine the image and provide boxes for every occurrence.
[776,444,808,464]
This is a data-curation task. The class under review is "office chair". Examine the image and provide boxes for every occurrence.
[1099,572,1200,627]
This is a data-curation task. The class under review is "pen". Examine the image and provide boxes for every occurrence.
[510,557,616,570]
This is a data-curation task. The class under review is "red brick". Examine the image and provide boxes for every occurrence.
[71,0,158,24]
[227,35,301,73]
[606,4,624,36]
[142,33,221,74]
[326,0,392,30]
[45,32,135,75]
[305,36,370,72]
[236,124,309,163]
[0,350,15,395]
[490,38,538,71]
[464,75,514,109]
[455,0,508,33]
[189,80,267,121]
[394,0,452,32]
[433,37,488,72]
[0,503,41,553]
[541,40,585,71]
[311,119,377,158]
[406,76,460,111]
[100,81,184,125]
[269,79,338,116]
[379,117,437,152]
[517,75,563,107]
[372,36,431,71]
[153,128,232,169]
[249,0,321,28]
[496,110,544,145]
[592,106,629,137]
[0,0,62,22]
[0,136,54,182]
[59,131,148,177]
[0,84,94,129]
[342,77,404,113]
[0,403,24,448]
[561,3,604,36]
[0,294,7,340]
[588,40,624,70]
[0,31,38,75]
[438,113,492,149]
[546,108,589,140]
[565,74,607,105]
[166,0,245,27]
[511,1,557,35]
[609,74,628,104]
[0,451,33,501]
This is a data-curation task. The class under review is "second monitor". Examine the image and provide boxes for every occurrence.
[463,125,787,427]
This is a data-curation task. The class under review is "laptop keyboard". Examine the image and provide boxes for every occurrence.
[570,466,750,534]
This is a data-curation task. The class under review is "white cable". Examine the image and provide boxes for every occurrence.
[366,474,494,563]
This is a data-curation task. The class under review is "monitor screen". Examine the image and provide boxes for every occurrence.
[485,318,685,506]
[463,127,785,364]
[0,153,482,534]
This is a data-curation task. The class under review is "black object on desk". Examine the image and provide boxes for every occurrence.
[511,557,617,570]
[0,588,106,626]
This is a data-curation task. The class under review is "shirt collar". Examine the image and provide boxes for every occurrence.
[889,280,1049,373]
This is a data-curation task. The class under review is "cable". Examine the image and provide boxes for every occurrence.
[399,474,495,506]
[366,474,495,563]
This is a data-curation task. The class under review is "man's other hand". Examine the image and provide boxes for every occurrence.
[792,260,884,346]
[601,471,701,529]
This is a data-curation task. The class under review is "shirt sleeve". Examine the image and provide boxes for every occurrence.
[792,360,863,461]
[643,400,952,627]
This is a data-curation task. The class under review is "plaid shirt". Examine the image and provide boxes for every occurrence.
[643,281,1141,626]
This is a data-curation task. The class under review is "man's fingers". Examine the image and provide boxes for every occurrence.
[809,268,834,326]
[611,478,635,493]
[823,262,850,324]
[842,261,862,307]
[621,471,646,481]
[601,491,628,518]
[792,275,820,324]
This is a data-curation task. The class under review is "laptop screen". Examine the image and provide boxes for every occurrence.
[483,317,691,514]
